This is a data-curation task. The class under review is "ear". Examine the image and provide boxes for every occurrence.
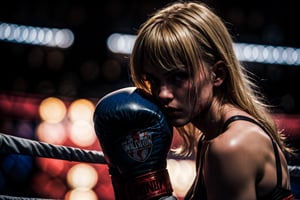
[212,61,227,86]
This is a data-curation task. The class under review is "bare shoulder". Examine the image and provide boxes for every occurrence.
[203,119,281,199]
[208,120,273,158]
[204,119,274,181]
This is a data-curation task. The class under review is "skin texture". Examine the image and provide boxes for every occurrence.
[129,1,294,199]
[143,59,290,200]
[144,58,289,200]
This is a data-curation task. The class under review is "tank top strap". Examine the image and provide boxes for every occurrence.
[221,115,282,187]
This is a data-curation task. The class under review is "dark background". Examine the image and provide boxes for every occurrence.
[0,0,300,198]
[0,0,299,113]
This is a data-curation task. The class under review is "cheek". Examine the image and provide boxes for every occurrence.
[174,81,193,103]
[192,83,214,110]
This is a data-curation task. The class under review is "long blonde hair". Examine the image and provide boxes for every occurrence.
[130,1,293,156]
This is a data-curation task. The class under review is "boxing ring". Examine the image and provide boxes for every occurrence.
[0,132,300,199]
[0,133,106,199]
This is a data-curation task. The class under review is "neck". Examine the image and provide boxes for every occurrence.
[191,102,243,140]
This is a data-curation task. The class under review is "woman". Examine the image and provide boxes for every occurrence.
[129,1,295,199]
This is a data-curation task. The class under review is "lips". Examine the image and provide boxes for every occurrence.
[163,107,181,117]
[163,107,188,127]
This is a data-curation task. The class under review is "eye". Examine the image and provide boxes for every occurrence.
[169,71,189,85]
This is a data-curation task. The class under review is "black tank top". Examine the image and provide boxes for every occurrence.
[184,115,295,200]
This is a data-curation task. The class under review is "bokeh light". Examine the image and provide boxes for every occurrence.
[69,120,97,147]
[39,97,67,123]
[36,121,67,144]
[0,0,299,199]
[0,22,74,48]
[67,99,95,123]
[65,188,98,200]
[67,163,98,189]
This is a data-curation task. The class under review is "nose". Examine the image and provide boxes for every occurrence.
[158,85,173,104]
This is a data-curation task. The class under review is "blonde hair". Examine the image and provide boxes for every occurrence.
[130,1,292,156]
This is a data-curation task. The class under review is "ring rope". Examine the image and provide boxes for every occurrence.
[0,133,106,164]
[1,133,300,176]
[0,132,106,199]
[288,165,300,178]
[1,132,300,199]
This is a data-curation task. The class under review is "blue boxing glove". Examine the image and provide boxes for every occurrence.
[93,87,175,200]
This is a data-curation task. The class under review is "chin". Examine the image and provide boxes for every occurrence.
[170,118,190,127]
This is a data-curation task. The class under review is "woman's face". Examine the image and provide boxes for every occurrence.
[142,62,214,127]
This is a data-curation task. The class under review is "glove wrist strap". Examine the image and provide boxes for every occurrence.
[112,169,174,200]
